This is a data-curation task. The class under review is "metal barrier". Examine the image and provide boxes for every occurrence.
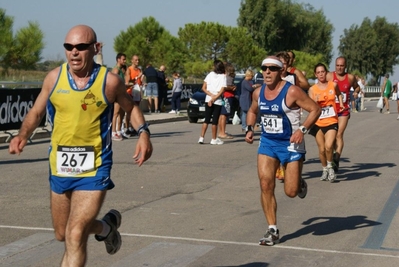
[364,86,381,93]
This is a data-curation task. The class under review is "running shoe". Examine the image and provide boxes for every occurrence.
[332,155,339,173]
[95,209,122,255]
[168,110,176,114]
[297,178,307,199]
[384,111,390,114]
[112,133,123,141]
[121,130,131,138]
[259,228,279,246]
[210,138,224,145]
[198,137,204,144]
[328,167,336,183]
[320,169,328,181]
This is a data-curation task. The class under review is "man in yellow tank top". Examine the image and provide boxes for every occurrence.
[8,25,153,266]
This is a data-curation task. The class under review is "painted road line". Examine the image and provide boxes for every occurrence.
[362,179,399,250]
[0,232,54,258]
[0,233,64,267]
[1,225,398,260]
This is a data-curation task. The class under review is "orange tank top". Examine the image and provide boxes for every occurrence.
[128,66,142,86]
[310,81,338,127]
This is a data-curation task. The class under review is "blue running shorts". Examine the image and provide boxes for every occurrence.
[50,175,115,194]
[258,139,305,165]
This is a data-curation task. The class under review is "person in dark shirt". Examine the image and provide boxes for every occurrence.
[143,64,159,114]
[157,65,168,112]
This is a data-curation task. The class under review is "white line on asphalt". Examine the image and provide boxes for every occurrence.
[1,225,398,259]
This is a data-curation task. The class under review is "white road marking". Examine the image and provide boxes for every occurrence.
[1,225,398,259]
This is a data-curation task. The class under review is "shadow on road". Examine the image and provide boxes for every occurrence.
[280,215,381,243]
[216,263,269,267]
[304,158,396,181]
[0,157,48,165]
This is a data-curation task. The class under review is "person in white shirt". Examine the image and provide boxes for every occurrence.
[197,60,226,145]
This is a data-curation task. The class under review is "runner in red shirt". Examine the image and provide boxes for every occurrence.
[326,56,359,172]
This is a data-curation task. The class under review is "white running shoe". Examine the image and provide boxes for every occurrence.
[328,167,336,183]
[168,110,176,114]
[320,169,328,181]
[112,133,123,141]
[198,137,204,144]
[210,138,224,145]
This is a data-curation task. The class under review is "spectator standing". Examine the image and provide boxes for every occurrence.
[111,52,127,141]
[239,69,255,132]
[395,82,399,120]
[169,72,183,114]
[356,75,366,111]
[8,25,153,266]
[308,63,344,182]
[245,56,321,246]
[157,65,168,112]
[124,55,143,137]
[218,62,237,139]
[380,73,392,114]
[198,60,226,145]
[143,63,160,114]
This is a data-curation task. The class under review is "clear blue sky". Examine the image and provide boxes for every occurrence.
[2,0,399,82]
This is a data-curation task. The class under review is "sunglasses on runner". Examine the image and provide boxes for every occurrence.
[261,65,281,72]
[63,42,95,51]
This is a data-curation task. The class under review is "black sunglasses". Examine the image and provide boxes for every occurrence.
[63,42,95,51]
[261,65,281,72]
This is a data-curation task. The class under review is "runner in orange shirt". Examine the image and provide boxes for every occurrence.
[309,63,344,182]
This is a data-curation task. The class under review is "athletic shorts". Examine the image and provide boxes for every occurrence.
[221,97,234,115]
[308,123,338,137]
[50,175,115,194]
[258,139,305,165]
[336,103,350,117]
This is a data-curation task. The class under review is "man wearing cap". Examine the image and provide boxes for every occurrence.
[245,56,321,246]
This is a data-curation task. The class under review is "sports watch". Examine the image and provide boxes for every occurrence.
[245,125,253,134]
[299,125,308,134]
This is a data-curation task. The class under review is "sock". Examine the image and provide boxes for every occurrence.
[98,220,111,238]
[269,225,277,231]
[327,161,332,168]
[117,131,121,135]
[112,131,116,136]
[323,166,328,171]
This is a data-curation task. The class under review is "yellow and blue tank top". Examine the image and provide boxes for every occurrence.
[47,63,113,177]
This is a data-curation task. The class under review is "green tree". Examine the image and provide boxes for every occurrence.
[238,0,334,64]
[225,26,267,71]
[339,16,399,84]
[1,11,44,73]
[178,22,229,61]
[178,22,266,76]
[114,16,186,74]
[291,50,326,79]
[0,9,14,69]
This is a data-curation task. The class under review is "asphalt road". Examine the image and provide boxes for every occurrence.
[0,100,398,267]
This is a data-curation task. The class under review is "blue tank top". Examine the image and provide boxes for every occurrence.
[258,82,301,142]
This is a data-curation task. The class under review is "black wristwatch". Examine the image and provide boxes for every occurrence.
[245,125,253,134]
[137,123,151,137]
